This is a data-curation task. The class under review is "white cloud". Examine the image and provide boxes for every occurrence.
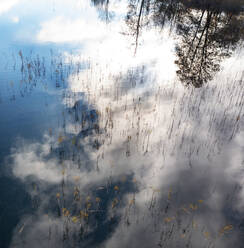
[0,0,19,15]
[36,0,127,44]
[37,15,107,43]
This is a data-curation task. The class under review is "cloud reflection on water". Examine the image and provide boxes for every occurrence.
[0,0,243,247]
[9,47,244,248]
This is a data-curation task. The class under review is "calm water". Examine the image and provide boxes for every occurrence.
[0,0,244,247]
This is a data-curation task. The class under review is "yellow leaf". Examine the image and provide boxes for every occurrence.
[72,216,78,223]
[56,193,60,198]
[204,232,210,238]
[64,210,69,217]
[62,208,70,217]
[114,185,119,191]
[58,136,64,143]
[189,204,198,210]
[223,225,233,231]
[168,188,172,200]
[152,188,160,193]
[164,217,174,223]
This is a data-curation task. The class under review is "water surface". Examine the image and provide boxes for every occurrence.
[0,0,244,247]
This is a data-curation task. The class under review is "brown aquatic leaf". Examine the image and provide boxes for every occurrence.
[168,188,172,200]
[129,199,135,205]
[164,217,174,223]
[19,224,25,234]
[219,225,233,235]
[80,210,89,218]
[73,188,79,197]
[73,176,80,182]
[62,208,70,217]
[181,207,190,214]
[112,198,118,208]
[121,176,127,182]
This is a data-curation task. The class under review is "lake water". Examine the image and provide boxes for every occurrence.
[0,0,244,247]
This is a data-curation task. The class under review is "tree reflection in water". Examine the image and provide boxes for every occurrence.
[92,0,110,21]
[126,0,244,87]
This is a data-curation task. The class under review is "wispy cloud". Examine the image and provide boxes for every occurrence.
[0,0,19,15]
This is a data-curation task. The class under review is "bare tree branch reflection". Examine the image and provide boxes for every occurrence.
[125,0,244,87]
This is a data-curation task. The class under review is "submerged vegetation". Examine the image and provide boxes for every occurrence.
[5,43,244,247]
[0,0,244,248]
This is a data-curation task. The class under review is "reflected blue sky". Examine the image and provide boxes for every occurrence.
[0,0,244,248]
